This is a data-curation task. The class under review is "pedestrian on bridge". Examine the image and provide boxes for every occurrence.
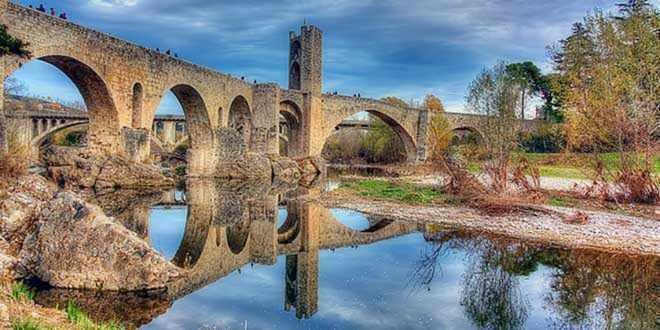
[37,4,46,12]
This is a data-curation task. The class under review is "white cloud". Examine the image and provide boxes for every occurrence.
[89,0,138,7]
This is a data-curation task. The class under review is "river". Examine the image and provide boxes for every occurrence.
[30,179,657,329]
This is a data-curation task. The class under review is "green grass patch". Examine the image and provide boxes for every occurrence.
[341,180,442,204]
[11,282,35,301]
[12,319,47,330]
[523,152,660,176]
[547,196,579,207]
[65,301,124,330]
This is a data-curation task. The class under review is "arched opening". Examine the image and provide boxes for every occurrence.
[228,95,252,146]
[321,111,415,165]
[291,40,302,61]
[153,85,211,170]
[171,204,210,270]
[226,218,250,255]
[131,83,143,128]
[4,56,118,154]
[32,121,88,150]
[279,101,302,157]
[289,62,301,90]
[277,204,300,245]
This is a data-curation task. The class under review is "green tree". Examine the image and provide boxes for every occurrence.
[549,0,659,202]
[505,62,543,120]
[0,24,31,58]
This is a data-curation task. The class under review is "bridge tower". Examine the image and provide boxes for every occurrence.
[288,25,323,95]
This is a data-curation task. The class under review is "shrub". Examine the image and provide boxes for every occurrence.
[174,165,187,177]
[426,113,454,163]
[519,125,566,153]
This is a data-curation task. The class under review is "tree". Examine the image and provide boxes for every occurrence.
[3,77,26,96]
[549,1,659,203]
[467,62,521,193]
[361,115,406,163]
[380,96,409,108]
[0,24,31,59]
[422,94,445,112]
[505,62,543,120]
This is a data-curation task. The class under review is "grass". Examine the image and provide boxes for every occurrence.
[469,152,660,180]
[10,282,35,301]
[12,319,48,330]
[340,179,443,204]
[547,196,579,207]
[65,301,124,330]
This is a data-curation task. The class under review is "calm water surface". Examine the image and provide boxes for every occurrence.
[34,181,657,330]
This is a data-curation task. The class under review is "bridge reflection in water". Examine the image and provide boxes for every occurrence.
[32,180,658,330]
[34,179,425,327]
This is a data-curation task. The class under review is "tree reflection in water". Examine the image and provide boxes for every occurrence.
[414,231,658,330]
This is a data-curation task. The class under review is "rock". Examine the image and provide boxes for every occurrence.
[18,191,181,291]
[0,303,8,329]
[0,174,181,291]
[0,251,17,278]
[216,153,272,179]
[270,156,301,184]
[43,146,174,191]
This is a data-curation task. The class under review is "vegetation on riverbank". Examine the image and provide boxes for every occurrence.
[340,180,444,204]
[1,279,124,330]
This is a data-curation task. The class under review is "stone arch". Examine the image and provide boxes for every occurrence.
[279,101,303,157]
[166,84,213,150]
[324,109,417,162]
[31,121,88,149]
[226,218,250,255]
[277,207,301,245]
[6,55,119,152]
[289,62,301,90]
[131,83,144,128]
[291,40,302,60]
[451,126,484,145]
[228,95,252,146]
[171,204,210,270]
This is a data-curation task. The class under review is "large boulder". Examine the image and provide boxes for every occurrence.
[43,146,174,191]
[0,175,181,291]
[18,191,181,290]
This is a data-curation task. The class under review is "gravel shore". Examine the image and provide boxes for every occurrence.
[316,190,660,256]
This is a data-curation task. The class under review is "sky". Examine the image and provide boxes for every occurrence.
[9,0,654,115]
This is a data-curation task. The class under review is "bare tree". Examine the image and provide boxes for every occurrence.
[467,62,521,193]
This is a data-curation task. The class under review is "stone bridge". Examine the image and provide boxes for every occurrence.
[5,109,188,152]
[0,0,542,176]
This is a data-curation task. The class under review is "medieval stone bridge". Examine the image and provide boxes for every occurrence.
[0,0,541,176]
[5,109,189,152]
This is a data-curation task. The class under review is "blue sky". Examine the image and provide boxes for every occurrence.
[10,0,651,114]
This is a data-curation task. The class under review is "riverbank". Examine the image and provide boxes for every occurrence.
[315,187,660,256]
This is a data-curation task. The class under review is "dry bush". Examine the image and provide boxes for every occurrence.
[563,211,589,225]
[0,120,31,181]
[511,156,541,193]
[583,156,659,204]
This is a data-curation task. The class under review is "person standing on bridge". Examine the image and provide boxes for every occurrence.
[37,4,46,12]
[50,8,56,16]
[59,12,68,20]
